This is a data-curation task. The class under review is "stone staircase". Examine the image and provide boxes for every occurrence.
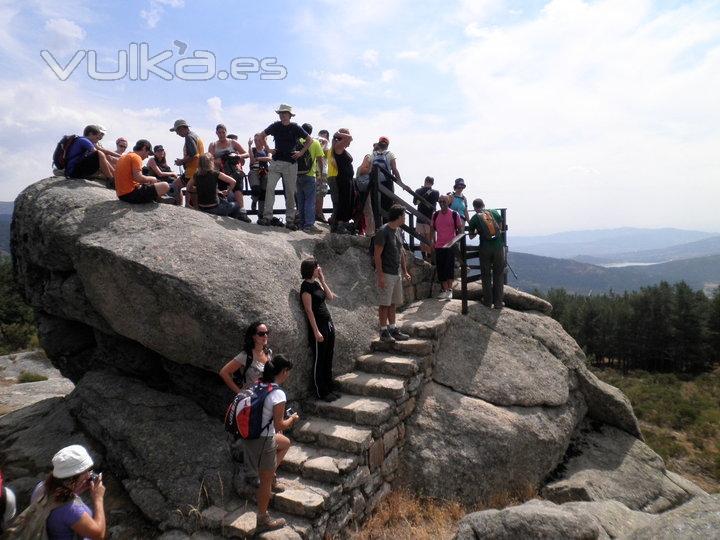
[187,300,457,539]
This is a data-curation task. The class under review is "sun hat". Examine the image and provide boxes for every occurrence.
[87,125,106,134]
[454,178,466,188]
[169,119,189,132]
[275,104,295,116]
[52,445,93,479]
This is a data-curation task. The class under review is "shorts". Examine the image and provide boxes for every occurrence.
[436,248,455,282]
[243,436,277,472]
[119,184,157,204]
[378,272,403,307]
[69,152,100,178]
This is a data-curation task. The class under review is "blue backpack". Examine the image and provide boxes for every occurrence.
[224,382,278,440]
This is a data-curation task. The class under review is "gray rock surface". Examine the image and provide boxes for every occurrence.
[402,381,586,503]
[543,421,704,512]
[452,283,553,314]
[455,498,656,540]
[0,350,75,415]
[626,494,720,539]
[68,370,235,529]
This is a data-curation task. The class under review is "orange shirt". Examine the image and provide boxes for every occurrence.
[114,152,143,197]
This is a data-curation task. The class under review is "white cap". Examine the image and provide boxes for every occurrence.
[52,445,94,479]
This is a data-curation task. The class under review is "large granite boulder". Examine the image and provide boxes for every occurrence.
[626,494,720,539]
[400,301,644,504]
[11,177,429,407]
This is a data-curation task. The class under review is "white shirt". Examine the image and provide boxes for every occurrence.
[261,388,286,437]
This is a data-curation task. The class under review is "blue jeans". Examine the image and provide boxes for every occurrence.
[296,174,316,228]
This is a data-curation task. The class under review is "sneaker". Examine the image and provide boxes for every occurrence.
[271,477,285,493]
[256,512,286,533]
[493,302,504,310]
[437,289,448,299]
[257,218,271,226]
[303,225,322,234]
[379,329,395,342]
[270,217,285,227]
[285,222,298,231]
[316,214,328,223]
[238,213,252,223]
[445,290,454,300]
[389,328,410,341]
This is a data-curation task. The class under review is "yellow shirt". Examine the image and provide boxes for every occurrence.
[325,148,337,177]
[184,134,205,178]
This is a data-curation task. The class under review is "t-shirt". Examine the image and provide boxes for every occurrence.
[414,186,439,219]
[195,170,220,206]
[114,152,143,197]
[325,149,338,177]
[303,138,325,177]
[334,149,353,180]
[433,210,461,249]
[65,137,96,177]
[469,209,504,249]
[449,194,467,216]
[264,122,309,163]
[375,224,403,275]
[261,387,286,436]
[301,280,332,328]
[231,350,269,390]
[31,483,92,540]
[184,132,205,178]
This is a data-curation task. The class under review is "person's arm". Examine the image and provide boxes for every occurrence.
[176,137,198,166]
[317,267,336,301]
[358,155,372,175]
[389,156,401,182]
[219,358,243,394]
[301,292,324,343]
[455,212,464,235]
[148,158,176,179]
[132,165,158,185]
[272,400,299,432]
[332,132,352,153]
[231,140,249,160]
[185,175,197,193]
[217,172,236,191]
[400,234,411,281]
[468,216,478,239]
[291,136,313,161]
[72,478,106,540]
[96,145,120,159]
[374,242,385,289]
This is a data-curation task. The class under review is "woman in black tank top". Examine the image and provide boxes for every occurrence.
[185,153,244,219]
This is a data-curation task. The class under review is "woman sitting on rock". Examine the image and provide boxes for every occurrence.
[219,321,273,394]
[144,145,177,181]
[186,153,247,220]
[28,445,107,540]
[300,257,339,402]
[244,355,300,534]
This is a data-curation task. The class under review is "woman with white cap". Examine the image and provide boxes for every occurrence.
[29,444,107,540]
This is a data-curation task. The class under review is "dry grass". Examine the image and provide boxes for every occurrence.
[352,485,538,540]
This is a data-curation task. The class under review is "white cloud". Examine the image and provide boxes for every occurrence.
[206,96,223,122]
[396,50,420,60]
[380,69,398,83]
[44,17,85,41]
[310,71,368,94]
[140,0,185,29]
[361,49,379,67]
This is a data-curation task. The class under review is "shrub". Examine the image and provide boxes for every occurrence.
[17,371,48,383]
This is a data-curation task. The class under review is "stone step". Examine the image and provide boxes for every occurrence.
[397,299,459,338]
[335,371,407,401]
[293,416,373,454]
[305,393,394,426]
[272,472,344,519]
[355,352,420,378]
[281,442,360,484]
[221,503,313,538]
[370,337,434,356]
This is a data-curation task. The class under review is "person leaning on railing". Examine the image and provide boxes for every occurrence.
[468,198,505,309]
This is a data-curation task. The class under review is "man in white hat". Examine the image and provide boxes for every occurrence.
[256,104,313,230]
[65,125,116,180]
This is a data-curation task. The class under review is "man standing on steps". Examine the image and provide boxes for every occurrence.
[374,204,412,342]
[257,104,313,230]
[468,198,505,309]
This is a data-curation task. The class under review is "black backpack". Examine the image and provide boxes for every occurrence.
[52,135,78,171]
[296,139,314,175]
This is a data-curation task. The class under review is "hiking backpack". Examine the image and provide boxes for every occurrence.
[477,210,500,241]
[52,135,78,172]
[2,492,68,540]
[372,151,392,184]
[224,382,278,440]
[296,140,314,175]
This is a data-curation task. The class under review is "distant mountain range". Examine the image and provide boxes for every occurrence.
[507,252,720,295]
[511,227,718,260]
[573,235,720,265]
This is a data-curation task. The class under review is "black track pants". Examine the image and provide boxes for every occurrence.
[312,320,335,398]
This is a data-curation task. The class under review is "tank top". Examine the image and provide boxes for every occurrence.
[251,148,269,171]
[195,171,220,207]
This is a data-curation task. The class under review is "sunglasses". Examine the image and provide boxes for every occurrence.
[256,331,269,337]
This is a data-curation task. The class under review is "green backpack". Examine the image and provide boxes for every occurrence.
[2,492,73,540]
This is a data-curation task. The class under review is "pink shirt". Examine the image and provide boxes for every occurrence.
[434,210,460,248]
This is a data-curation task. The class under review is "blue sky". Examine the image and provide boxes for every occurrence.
[1,0,719,234]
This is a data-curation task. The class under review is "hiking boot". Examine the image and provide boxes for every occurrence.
[493,302,504,310]
[257,218,271,226]
[238,213,252,223]
[316,214,328,223]
[379,329,395,342]
[270,217,285,227]
[285,222,298,231]
[390,328,410,341]
[256,512,286,533]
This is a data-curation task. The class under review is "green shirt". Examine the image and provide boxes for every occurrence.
[303,138,325,177]
[468,209,503,249]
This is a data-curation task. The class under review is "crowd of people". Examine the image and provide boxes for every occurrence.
[9,103,509,535]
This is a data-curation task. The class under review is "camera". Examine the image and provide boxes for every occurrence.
[89,472,100,483]
[284,407,295,420]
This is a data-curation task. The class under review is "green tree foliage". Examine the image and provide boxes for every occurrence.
[542,282,718,373]
[0,257,37,354]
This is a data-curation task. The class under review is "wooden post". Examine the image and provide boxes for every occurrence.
[500,207,508,285]
[461,235,468,315]
[409,213,415,254]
